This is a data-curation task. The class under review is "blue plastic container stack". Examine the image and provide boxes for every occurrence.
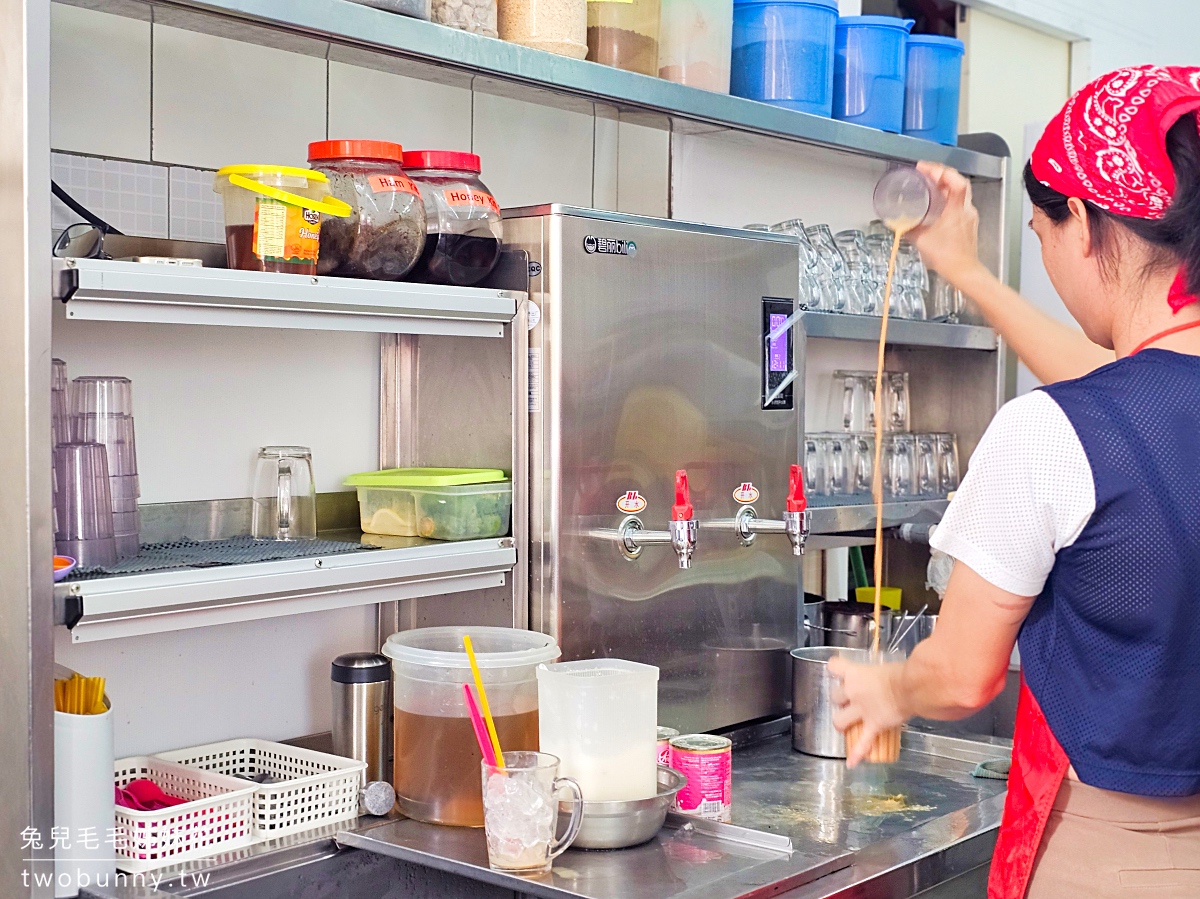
[833,15,913,132]
[730,0,839,117]
[903,35,964,145]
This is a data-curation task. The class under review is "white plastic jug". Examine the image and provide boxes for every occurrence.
[536,659,659,801]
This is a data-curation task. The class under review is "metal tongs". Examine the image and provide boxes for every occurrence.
[887,604,928,655]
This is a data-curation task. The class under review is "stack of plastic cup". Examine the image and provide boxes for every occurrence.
[52,359,70,538]
[54,442,117,568]
[70,376,139,559]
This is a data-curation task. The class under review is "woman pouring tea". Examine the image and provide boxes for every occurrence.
[830,66,1200,898]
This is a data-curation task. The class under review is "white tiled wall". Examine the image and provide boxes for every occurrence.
[152,25,328,169]
[50,3,151,160]
[51,152,167,237]
[168,167,223,242]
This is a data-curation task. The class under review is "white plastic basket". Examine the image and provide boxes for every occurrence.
[154,739,367,838]
[113,756,256,873]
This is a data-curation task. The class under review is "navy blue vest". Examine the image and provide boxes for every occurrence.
[1021,349,1200,796]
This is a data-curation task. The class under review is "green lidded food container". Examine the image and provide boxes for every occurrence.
[343,468,512,540]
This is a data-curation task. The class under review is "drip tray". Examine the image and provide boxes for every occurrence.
[66,535,378,580]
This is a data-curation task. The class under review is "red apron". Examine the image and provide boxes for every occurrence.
[988,676,1071,899]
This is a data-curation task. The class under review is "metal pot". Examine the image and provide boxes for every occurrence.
[798,592,826,648]
[790,646,900,758]
[790,646,850,757]
[823,601,893,650]
[702,635,791,721]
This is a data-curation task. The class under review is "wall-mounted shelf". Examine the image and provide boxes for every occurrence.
[55,535,517,642]
[809,498,948,534]
[802,311,998,350]
[62,0,1007,180]
[53,259,522,337]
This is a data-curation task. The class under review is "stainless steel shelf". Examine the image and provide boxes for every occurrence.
[809,498,948,534]
[54,537,517,642]
[67,0,1007,180]
[802,311,998,350]
[53,258,521,337]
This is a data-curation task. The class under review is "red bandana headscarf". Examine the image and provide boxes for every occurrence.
[1030,65,1200,312]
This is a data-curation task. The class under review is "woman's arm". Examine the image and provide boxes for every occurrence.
[912,161,1114,384]
[827,562,1032,766]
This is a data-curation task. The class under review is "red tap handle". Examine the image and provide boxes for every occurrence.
[787,464,807,513]
[671,470,694,521]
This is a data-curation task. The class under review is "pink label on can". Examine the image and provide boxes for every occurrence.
[657,740,671,766]
[671,747,732,822]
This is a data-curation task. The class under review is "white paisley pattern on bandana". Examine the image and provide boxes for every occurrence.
[1032,65,1200,221]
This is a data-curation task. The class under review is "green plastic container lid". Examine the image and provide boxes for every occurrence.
[343,467,508,488]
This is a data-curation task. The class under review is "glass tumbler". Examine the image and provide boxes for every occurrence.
[482,751,583,875]
[772,219,824,311]
[850,433,876,496]
[834,230,879,315]
[822,433,852,496]
[915,433,939,496]
[832,370,876,432]
[881,372,911,432]
[935,433,960,493]
[928,273,961,323]
[252,446,317,541]
[883,433,916,498]
[864,233,894,315]
[804,435,827,496]
[805,224,850,313]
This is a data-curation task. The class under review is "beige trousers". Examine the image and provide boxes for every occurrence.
[1025,778,1200,898]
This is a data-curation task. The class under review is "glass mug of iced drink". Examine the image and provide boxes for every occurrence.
[482,751,583,875]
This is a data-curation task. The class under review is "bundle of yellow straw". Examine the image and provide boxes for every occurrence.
[55,673,107,715]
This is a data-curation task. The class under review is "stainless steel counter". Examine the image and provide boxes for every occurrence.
[83,728,1008,899]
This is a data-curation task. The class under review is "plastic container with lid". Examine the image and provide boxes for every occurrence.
[658,0,733,92]
[499,0,587,58]
[402,151,504,287]
[345,0,432,21]
[307,140,427,280]
[213,165,351,275]
[903,34,964,145]
[731,0,837,115]
[383,626,561,826]
[344,467,512,540]
[587,0,661,76]
[431,0,497,35]
[833,16,914,132]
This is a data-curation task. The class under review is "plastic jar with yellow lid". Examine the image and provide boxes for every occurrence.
[214,165,351,275]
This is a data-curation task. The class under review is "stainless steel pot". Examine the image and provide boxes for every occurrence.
[823,601,893,650]
[703,636,791,721]
[790,646,850,758]
[798,592,826,648]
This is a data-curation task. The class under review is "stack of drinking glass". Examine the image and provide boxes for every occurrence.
[767,219,958,322]
[805,371,960,502]
[55,375,140,564]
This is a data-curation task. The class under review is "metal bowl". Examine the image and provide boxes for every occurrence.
[562,765,687,850]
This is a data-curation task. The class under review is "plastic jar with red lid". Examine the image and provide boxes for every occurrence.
[402,150,503,287]
[308,139,427,280]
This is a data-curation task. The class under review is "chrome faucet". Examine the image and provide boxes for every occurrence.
[668,470,698,569]
[701,465,810,556]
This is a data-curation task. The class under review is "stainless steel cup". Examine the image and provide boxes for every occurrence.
[331,652,392,785]
[791,646,848,757]
[823,601,893,650]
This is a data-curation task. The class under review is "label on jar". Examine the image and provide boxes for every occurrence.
[443,187,501,215]
[368,173,420,196]
[253,199,320,265]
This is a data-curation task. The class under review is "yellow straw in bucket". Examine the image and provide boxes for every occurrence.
[463,635,504,768]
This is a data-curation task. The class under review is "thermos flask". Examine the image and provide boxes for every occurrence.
[331,652,391,785]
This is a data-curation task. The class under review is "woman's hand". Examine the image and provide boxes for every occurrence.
[826,656,911,768]
[910,161,985,287]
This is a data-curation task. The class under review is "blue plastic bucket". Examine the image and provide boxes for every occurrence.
[731,0,839,117]
[903,34,964,145]
[833,15,913,132]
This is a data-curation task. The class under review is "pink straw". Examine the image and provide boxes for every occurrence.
[463,683,498,767]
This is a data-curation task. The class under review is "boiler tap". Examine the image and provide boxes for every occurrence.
[784,463,811,556]
[668,470,698,569]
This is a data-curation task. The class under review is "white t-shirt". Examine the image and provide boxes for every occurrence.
[929,390,1097,597]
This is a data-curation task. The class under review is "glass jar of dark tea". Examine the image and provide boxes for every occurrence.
[402,150,503,287]
[308,140,428,280]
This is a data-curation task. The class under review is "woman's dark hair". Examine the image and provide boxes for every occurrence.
[1024,112,1200,297]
